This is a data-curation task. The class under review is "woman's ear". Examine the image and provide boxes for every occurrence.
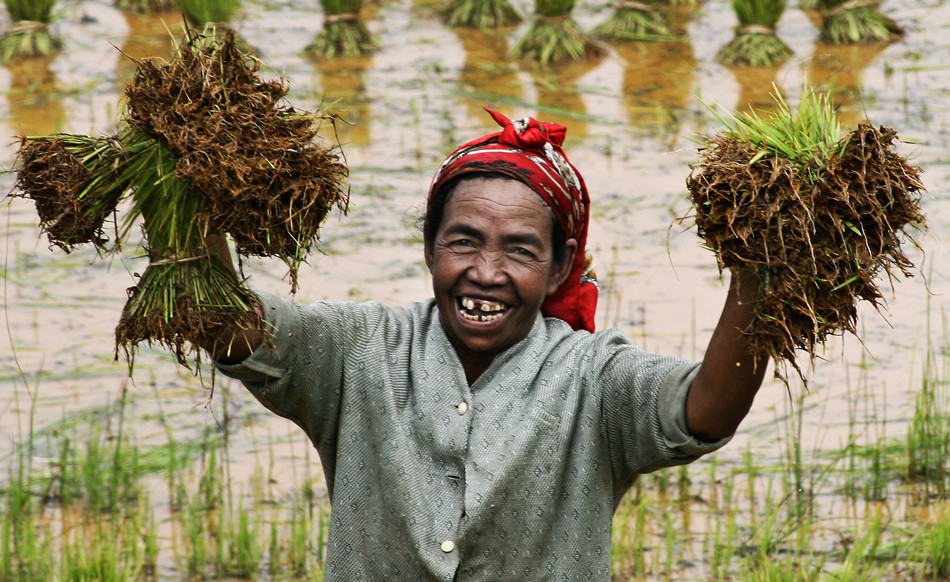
[547,238,578,296]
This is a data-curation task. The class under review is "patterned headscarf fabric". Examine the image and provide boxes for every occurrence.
[427,108,598,333]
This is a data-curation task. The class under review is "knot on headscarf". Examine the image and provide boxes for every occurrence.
[489,108,566,152]
[427,108,598,333]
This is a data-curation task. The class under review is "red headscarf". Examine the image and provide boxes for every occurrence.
[427,108,598,333]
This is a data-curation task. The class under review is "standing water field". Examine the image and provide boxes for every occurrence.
[2,0,950,580]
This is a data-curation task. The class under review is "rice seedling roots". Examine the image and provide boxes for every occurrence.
[687,123,925,382]
[14,135,126,251]
[124,31,349,276]
[115,258,261,367]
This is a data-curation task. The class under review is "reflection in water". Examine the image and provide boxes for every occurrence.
[731,64,786,116]
[805,41,889,128]
[615,39,696,146]
[115,0,175,14]
[449,26,523,124]
[313,57,374,148]
[4,57,64,137]
[529,52,605,139]
[116,9,183,87]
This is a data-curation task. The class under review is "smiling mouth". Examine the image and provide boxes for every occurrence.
[459,297,509,322]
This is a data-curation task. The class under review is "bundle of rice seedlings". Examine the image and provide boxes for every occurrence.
[686,88,926,384]
[511,0,603,65]
[304,0,380,59]
[13,133,131,252]
[112,131,259,367]
[592,0,676,42]
[12,30,348,371]
[817,0,903,44]
[125,31,349,290]
[715,0,793,67]
[444,0,522,30]
[0,0,60,62]
[174,0,241,32]
[115,0,175,14]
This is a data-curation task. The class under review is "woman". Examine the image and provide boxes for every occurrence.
[207,109,767,581]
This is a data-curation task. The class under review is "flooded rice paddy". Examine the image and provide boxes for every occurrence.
[1,0,949,580]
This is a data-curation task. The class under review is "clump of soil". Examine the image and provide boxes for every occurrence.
[687,123,926,383]
[14,135,126,251]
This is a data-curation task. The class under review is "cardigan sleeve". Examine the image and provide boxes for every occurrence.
[593,331,731,482]
[215,291,378,474]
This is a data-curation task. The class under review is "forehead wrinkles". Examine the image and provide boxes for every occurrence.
[443,187,553,238]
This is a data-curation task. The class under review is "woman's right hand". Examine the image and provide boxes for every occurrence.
[200,232,264,364]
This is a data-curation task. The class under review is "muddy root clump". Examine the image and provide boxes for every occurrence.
[124,31,350,289]
[13,135,127,251]
[687,123,926,383]
[115,256,261,369]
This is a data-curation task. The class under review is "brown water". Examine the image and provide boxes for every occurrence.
[1,0,949,576]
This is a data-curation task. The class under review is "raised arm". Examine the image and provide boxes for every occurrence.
[686,272,769,441]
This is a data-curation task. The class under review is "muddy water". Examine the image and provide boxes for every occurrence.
[1,0,949,569]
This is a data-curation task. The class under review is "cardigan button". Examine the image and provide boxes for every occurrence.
[457,401,469,415]
[440,540,456,553]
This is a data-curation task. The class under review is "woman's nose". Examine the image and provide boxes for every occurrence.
[467,250,507,286]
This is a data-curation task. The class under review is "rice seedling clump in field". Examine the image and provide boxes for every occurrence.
[175,0,241,29]
[304,0,380,58]
[817,0,903,44]
[686,89,926,383]
[0,0,61,62]
[592,0,676,42]
[716,0,793,67]
[115,0,175,14]
[445,0,522,29]
[13,134,129,251]
[511,0,603,65]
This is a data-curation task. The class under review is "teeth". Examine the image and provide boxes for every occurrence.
[460,297,507,313]
[461,311,503,322]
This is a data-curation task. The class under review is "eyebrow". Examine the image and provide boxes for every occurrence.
[441,223,545,249]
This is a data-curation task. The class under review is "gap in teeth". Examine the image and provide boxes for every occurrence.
[461,297,506,312]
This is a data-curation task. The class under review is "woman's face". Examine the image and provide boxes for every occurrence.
[425,177,576,368]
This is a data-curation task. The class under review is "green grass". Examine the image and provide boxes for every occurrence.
[174,0,241,26]
[2,308,948,581]
[705,86,844,180]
